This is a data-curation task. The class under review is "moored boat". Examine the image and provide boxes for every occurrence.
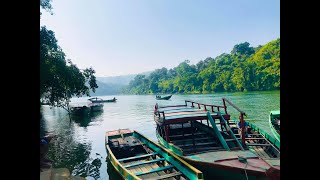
[269,110,280,142]
[89,102,104,112]
[70,105,90,116]
[156,95,172,100]
[88,97,117,103]
[154,98,280,179]
[106,129,204,180]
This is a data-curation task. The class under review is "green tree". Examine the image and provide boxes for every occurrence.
[126,39,280,94]
[40,1,98,112]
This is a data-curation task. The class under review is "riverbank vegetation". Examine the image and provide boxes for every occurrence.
[125,39,280,94]
[40,0,98,111]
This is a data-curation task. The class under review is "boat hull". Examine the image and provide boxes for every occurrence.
[182,159,271,180]
[70,106,90,116]
[90,104,103,112]
[156,95,172,100]
[156,132,278,180]
[269,111,280,142]
[106,129,204,180]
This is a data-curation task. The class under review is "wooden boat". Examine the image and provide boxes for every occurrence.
[106,129,204,180]
[269,110,280,142]
[154,98,280,179]
[89,102,104,112]
[70,105,90,116]
[88,97,117,103]
[156,95,172,100]
[104,97,117,102]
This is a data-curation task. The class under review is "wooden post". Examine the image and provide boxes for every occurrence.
[198,104,200,109]
[211,106,214,112]
[182,123,184,139]
[191,121,195,151]
[204,105,207,111]
[164,125,170,142]
[222,99,228,114]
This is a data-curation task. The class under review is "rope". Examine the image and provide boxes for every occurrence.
[244,161,248,180]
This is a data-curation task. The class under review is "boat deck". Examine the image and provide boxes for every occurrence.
[156,105,225,125]
[184,150,273,173]
[107,130,189,180]
[186,150,257,162]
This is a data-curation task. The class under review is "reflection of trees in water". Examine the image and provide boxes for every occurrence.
[47,133,103,179]
[107,159,123,180]
[40,111,46,137]
[72,115,92,127]
[85,157,102,179]
[71,110,103,127]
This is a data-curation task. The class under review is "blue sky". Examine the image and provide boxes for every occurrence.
[41,0,280,77]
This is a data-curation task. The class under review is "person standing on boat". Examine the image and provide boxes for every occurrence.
[237,120,249,138]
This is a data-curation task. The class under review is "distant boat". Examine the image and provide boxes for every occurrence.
[156,94,172,100]
[106,128,204,180]
[269,110,280,141]
[88,97,117,103]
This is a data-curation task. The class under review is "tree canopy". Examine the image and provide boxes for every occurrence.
[125,39,280,94]
[40,1,98,111]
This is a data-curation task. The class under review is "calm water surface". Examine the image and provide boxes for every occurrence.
[40,91,280,179]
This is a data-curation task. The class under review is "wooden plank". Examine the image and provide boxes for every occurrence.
[124,158,165,168]
[177,141,217,148]
[252,146,270,158]
[234,134,263,136]
[135,165,174,176]
[246,143,272,146]
[165,110,208,116]
[172,137,214,143]
[118,152,159,162]
[145,172,182,180]
[184,146,223,153]
[139,163,158,179]
[149,162,167,176]
[169,132,206,138]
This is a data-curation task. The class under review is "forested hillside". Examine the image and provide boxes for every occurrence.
[124,39,280,94]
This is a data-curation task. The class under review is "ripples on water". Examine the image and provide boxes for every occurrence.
[40,91,280,179]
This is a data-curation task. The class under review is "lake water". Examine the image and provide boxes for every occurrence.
[40,91,280,179]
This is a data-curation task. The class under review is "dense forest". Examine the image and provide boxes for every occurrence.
[125,39,280,94]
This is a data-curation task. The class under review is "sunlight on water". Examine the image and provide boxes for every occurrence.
[40,91,279,179]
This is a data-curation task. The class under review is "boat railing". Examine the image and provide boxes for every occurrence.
[218,112,245,150]
[222,98,247,148]
[185,100,227,114]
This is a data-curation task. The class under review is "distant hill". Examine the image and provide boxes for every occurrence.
[92,71,151,95]
[96,71,152,85]
[90,80,124,95]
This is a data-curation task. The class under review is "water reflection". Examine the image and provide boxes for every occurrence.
[71,110,103,127]
[47,134,91,177]
[41,91,280,179]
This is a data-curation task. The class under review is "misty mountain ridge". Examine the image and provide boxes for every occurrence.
[97,71,151,85]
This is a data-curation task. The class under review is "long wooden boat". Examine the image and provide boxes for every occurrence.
[70,105,90,116]
[89,102,104,112]
[88,97,117,103]
[269,110,280,142]
[106,129,204,180]
[156,95,172,100]
[154,98,280,179]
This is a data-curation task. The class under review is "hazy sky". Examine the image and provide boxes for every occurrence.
[40,0,280,77]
